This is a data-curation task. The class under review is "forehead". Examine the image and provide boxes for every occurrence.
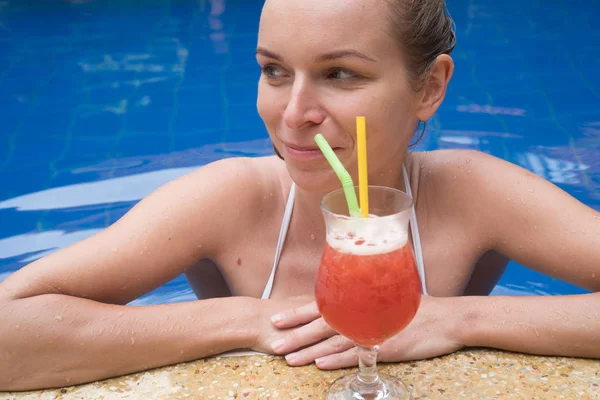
[258,0,397,58]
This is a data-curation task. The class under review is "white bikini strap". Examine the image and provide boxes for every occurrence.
[261,183,296,299]
[402,164,429,295]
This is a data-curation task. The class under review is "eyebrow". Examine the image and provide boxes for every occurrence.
[256,47,377,63]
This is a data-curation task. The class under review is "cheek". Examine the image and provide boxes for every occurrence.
[257,83,284,127]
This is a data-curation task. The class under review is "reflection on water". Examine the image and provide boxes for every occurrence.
[0,228,101,262]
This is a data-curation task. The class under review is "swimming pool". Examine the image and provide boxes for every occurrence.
[0,0,598,304]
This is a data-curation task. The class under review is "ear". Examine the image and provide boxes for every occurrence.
[414,54,454,121]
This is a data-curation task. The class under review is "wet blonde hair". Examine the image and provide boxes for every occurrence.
[387,0,456,91]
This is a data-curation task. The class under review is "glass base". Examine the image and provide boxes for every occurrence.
[324,372,412,400]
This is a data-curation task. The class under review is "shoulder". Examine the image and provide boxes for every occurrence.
[137,155,286,253]
[411,148,542,201]
[408,149,540,243]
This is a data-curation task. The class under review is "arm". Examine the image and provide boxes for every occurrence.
[1,295,260,390]
[458,293,599,358]
[447,150,600,358]
[0,158,267,390]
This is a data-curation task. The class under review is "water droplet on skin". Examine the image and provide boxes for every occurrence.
[54,315,63,322]
[533,225,538,230]
[504,307,511,314]
[130,337,136,345]
[453,176,457,180]
[310,234,316,240]
[592,273,596,278]
[15,324,21,329]
[118,311,124,317]
[466,159,472,164]
[534,327,540,337]
[581,229,586,234]
[180,349,185,354]
[519,245,524,249]
[507,197,511,202]
[197,244,203,248]
[112,248,119,254]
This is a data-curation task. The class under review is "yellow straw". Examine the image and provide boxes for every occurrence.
[356,116,369,217]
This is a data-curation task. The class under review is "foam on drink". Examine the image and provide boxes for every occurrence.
[325,216,408,256]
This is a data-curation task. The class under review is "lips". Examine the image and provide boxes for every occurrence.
[285,143,321,152]
[283,142,342,161]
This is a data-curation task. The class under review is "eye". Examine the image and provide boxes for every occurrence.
[327,68,357,80]
[261,64,287,79]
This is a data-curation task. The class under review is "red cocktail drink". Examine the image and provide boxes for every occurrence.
[315,240,421,346]
[316,185,422,399]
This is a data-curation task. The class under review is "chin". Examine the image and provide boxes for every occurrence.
[287,166,348,194]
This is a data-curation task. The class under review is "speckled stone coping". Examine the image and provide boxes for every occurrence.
[2,350,599,399]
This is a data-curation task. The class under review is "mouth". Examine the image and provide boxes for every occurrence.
[283,143,342,160]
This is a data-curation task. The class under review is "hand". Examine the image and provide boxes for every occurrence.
[249,295,328,354]
[270,296,465,370]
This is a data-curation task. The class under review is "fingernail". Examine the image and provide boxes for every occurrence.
[271,339,286,352]
[285,353,298,364]
[271,313,284,324]
[315,357,327,368]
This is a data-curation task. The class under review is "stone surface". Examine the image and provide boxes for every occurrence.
[2,350,599,399]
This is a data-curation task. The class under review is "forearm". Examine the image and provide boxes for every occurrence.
[0,294,259,391]
[458,293,600,358]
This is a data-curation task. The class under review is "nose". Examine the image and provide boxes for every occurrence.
[283,75,326,130]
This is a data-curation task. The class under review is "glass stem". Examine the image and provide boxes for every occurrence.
[356,345,381,386]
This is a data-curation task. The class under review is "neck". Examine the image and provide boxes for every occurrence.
[292,151,410,230]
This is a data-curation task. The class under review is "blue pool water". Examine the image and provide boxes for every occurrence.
[0,0,598,304]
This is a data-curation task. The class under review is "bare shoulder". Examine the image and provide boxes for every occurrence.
[414,148,584,210]
[412,149,600,290]
[140,155,283,250]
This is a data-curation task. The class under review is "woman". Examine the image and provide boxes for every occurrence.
[1,0,599,391]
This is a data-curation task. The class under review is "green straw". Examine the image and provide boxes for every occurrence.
[314,134,361,217]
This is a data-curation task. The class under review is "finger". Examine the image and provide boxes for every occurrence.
[315,347,358,370]
[284,335,355,366]
[271,301,320,328]
[271,317,336,354]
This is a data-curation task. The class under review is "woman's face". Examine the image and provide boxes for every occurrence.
[256,0,420,192]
